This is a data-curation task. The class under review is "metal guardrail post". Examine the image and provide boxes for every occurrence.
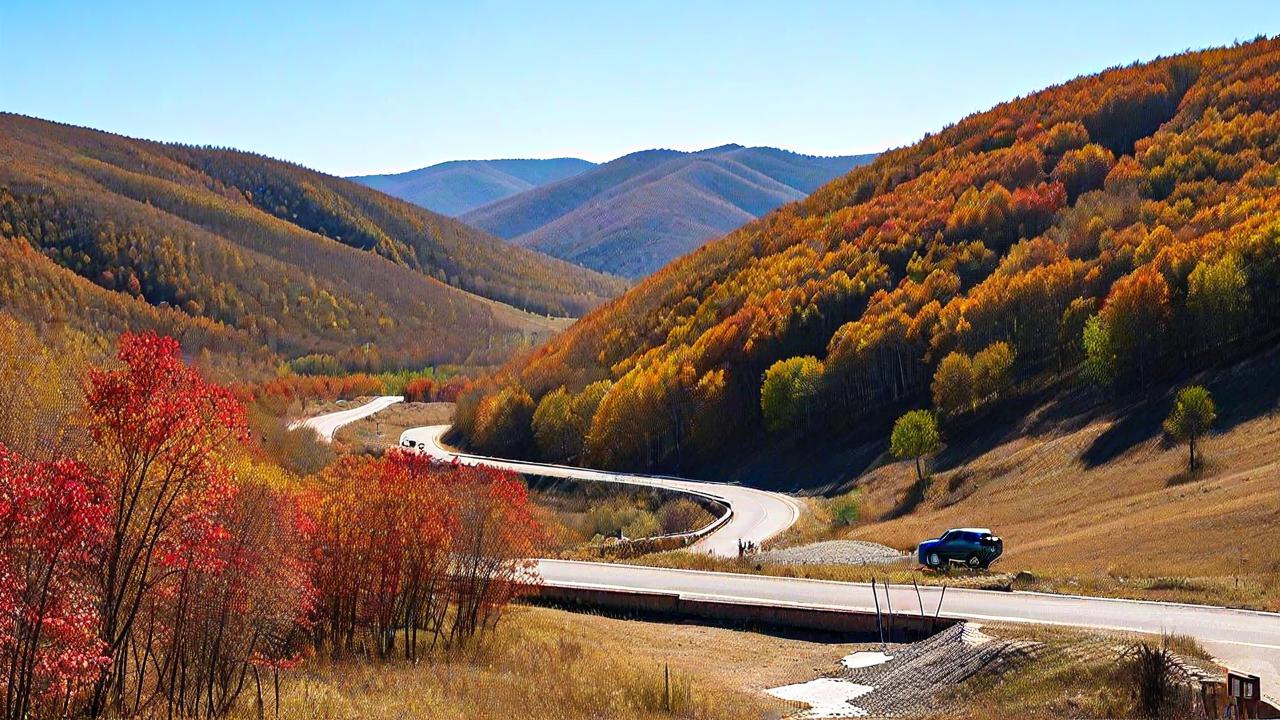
[872,578,885,648]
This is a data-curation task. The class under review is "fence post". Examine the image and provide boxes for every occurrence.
[664,662,671,712]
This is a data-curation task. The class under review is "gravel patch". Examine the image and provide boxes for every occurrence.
[769,623,1041,718]
[756,540,909,566]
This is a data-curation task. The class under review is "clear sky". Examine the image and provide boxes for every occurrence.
[4,1,1279,176]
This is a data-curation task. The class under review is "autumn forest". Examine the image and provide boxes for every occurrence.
[454,38,1280,481]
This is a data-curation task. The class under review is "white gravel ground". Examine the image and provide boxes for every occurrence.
[840,651,893,669]
[765,677,874,718]
[755,540,908,566]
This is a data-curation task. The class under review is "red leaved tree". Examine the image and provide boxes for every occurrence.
[83,332,248,717]
[149,478,313,719]
[0,445,110,720]
[443,462,542,644]
[306,452,540,660]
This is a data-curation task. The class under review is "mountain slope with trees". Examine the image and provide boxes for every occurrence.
[461,145,876,277]
[349,157,597,216]
[0,114,626,370]
[455,38,1280,490]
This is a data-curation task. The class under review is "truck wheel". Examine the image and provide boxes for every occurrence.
[966,554,983,570]
[927,552,942,569]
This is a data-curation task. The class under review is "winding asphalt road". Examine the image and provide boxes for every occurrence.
[320,398,1278,706]
[291,395,403,441]
[398,424,803,556]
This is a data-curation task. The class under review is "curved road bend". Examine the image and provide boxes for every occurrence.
[291,395,403,441]
[398,424,804,557]
[326,399,1277,704]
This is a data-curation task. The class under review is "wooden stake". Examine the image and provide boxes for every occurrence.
[664,663,671,712]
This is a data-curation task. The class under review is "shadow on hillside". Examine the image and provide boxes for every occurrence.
[885,473,933,520]
[932,386,1065,473]
[1165,459,1213,487]
[1080,394,1167,468]
[703,340,1280,494]
[1082,343,1280,468]
[1208,348,1280,432]
[531,600,879,644]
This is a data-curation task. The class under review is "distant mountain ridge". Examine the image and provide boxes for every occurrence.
[460,145,877,277]
[350,158,596,216]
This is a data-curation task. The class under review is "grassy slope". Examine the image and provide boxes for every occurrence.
[0,113,621,369]
[228,605,820,720]
[845,346,1280,580]
[234,604,1214,720]
[332,401,455,454]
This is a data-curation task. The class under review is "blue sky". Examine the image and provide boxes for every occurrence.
[4,1,1279,176]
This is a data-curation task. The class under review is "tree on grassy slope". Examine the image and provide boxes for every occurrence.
[1163,385,1216,472]
[891,410,941,484]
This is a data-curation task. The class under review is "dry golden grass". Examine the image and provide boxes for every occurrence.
[932,623,1216,719]
[846,402,1280,582]
[834,403,1280,609]
[227,606,834,720]
[760,497,840,550]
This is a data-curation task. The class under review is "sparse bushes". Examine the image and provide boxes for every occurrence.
[585,497,662,540]
[1125,643,1182,719]
[657,497,715,536]
[577,493,713,541]
[828,488,861,527]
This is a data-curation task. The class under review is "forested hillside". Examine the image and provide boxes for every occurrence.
[461,145,876,277]
[0,114,626,370]
[351,158,596,216]
[456,38,1280,480]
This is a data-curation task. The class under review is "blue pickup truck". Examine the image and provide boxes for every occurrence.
[917,528,1003,570]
